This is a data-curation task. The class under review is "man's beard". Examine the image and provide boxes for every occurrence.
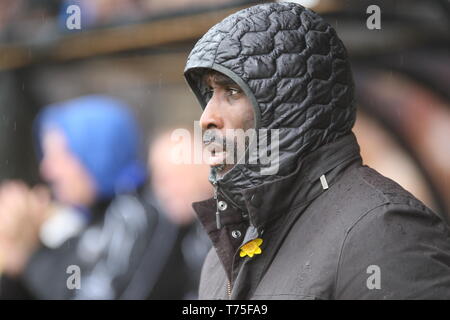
[202,129,228,176]
[202,129,251,180]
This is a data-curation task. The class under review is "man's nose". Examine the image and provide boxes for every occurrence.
[199,95,224,130]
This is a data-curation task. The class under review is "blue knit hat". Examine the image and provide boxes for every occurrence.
[35,95,147,200]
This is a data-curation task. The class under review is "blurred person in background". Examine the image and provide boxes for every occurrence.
[0,95,185,299]
[148,129,212,299]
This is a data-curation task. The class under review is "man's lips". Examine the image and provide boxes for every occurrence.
[203,130,229,167]
[204,143,227,166]
[207,150,227,166]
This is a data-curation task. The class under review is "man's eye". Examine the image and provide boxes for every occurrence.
[227,88,241,96]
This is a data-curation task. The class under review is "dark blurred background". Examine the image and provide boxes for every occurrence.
[0,0,449,218]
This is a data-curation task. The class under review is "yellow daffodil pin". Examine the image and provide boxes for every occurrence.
[239,238,263,258]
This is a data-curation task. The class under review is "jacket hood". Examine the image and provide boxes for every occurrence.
[184,2,356,211]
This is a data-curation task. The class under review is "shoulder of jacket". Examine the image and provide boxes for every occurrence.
[341,165,447,238]
[339,165,435,223]
[356,165,428,206]
[296,164,444,242]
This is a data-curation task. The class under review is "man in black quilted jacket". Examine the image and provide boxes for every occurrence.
[184,2,450,299]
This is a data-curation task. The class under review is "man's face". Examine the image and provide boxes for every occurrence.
[199,71,255,178]
[40,128,96,207]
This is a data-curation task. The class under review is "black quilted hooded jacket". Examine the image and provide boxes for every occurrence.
[185,2,450,300]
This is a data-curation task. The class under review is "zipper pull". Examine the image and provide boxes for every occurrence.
[213,181,221,229]
[216,211,221,230]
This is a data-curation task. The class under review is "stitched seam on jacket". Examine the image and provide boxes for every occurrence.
[333,202,389,299]
[357,167,391,203]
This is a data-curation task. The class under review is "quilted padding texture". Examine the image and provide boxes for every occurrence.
[184,2,356,207]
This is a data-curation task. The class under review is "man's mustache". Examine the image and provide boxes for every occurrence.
[202,130,228,150]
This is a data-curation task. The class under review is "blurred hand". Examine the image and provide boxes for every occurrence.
[0,180,51,276]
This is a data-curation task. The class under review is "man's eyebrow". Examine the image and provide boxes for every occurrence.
[204,73,238,88]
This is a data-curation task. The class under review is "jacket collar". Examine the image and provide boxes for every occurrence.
[193,132,362,233]
[242,132,362,230]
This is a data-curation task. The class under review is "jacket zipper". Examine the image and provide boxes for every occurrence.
[226,243,244,299]
[212,174,248,300]
[227,280,232,298]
